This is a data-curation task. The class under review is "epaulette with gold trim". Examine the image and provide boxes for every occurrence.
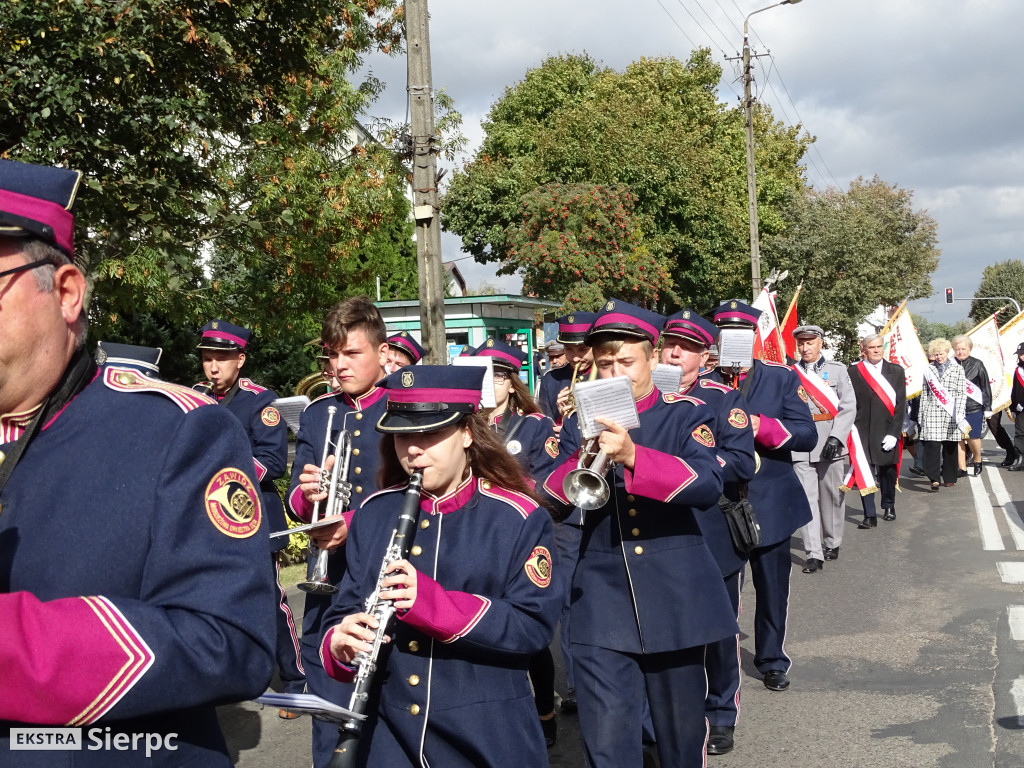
[238,378,268,394]
[699,379,732,394]
[662,392,706,406]
[479,479,535,520]
[760,360,791,369]
[103,366,215,412]
[308,390,339,408]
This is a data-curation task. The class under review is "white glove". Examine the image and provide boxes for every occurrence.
[881,435,898,451]
[1017,404,1023,413]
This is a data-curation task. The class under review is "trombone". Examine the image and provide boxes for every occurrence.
[299,405,353,595]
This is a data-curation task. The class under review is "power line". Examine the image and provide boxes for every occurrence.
[653,0,701,50]
[687,0,737,54]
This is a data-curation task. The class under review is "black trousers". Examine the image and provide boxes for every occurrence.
[923,440,959,484]
[862,463,898,516]
[988,412,1015,454]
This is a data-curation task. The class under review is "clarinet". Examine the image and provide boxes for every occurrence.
[329,470,424,768]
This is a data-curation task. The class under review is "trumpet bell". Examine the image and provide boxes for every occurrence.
[563,467,610,510]
[297,550,338,594]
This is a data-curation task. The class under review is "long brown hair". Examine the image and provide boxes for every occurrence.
[377,413,546,507]
[481,371,542,420]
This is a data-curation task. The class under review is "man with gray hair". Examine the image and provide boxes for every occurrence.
[847,333,907,524]
[0,158,275,767]
[790,325,856,572]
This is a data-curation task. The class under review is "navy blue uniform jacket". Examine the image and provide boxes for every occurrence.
[320,476,562,767]
[685,378,756,578]
[199,378,289,552]
[722,361,817,546]
[0,365,275,766]
[543,387,738,654]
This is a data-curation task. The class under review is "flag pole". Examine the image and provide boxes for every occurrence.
[880,294,912,336]
[780,282,803,329]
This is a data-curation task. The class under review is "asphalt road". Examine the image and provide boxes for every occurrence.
[221,439,1024,768]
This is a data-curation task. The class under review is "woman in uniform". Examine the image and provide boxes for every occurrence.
[319,366,562,768]
[474,339,561,746]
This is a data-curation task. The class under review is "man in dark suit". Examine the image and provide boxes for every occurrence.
[847,333,907,524]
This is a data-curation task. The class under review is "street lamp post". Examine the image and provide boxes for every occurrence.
[743,0,802,301]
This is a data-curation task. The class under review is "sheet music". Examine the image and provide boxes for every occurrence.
[271,395,311,434]
[652,364,683,394]
[717,328,755,370]
[255,691,365,724]
[573,375,640,439]
[451,356,497,408]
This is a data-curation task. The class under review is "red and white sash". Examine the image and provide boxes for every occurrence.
[923,366,970,435]
[791,365,839,417]
[840,426,877,495]
[965,379,983,406]
[856,361,896,416]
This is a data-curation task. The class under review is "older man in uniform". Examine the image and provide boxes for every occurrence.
[544,299,736,768]
[790,325,856,573]
[288,296,390,768]
[0,159,274,766]
[710,301,816,695]
[661,310,756,756]
[194,321,304,706]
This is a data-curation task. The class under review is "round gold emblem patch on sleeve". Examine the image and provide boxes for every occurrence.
[205,468,262,538]
[262,406,281,427]
[525,546,552,588]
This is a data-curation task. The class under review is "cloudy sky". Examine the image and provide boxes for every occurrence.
[358,0,1022,325]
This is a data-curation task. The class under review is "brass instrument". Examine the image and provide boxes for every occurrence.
[330,471,425,768]
[299,405,353,595]
[563,359,597,418]
[563,436,612,510]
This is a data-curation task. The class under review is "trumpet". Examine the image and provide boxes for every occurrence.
[563,435,612,510]
[563,359,597,419]
[299,405,353,595]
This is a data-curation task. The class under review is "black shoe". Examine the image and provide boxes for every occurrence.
[823,547,839,560]
[1010,463,1024,472]
[883,507,896,521]
[974,463,983,476]
[1002,452,1018,468]
[707,725,735,755]
[801,558,823,573]
[858,516,877,529]
[559,688,577,713]
[957,468,968,478]
[909,465,926,477]
[763,670,790,691]
[540,716,557,748]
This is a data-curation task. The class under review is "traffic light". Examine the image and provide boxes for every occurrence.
[945,287,954,304]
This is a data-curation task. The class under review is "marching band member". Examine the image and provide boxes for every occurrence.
[543,299,736,768]
[660,310,755,756]
[194,320,304,706]
[475,338,562,745]
[0,158,275,766]
[537,312,598,429]
[288,296,390,768]
[384,331,425,373]
[320,366,562,767]
[709,301,816,703]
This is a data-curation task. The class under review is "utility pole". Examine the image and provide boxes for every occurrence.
[405,0,447,364]
[730,0,803,301]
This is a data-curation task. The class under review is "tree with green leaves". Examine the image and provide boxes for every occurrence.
[0,0,416,390]
[970,260,1024,324]
[443,50,812,310]
[764,176,940,358]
